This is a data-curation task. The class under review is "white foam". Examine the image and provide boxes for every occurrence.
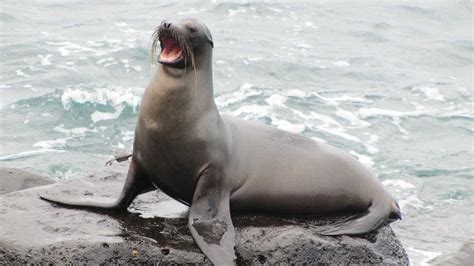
[369,134,379,142]
[177,8,205,15]
[33,138,67,149]
[104,61,118,67]
[406,247,442,266]
[271,118,306,133]
[114,22,128,27]
[267,7,283,13]
[350,151,374,168]
[228,7,247,16]
[382,179,432,210]
[358,107,407,118]
[400,194,431,210]
[91,105,125,123]
[309,111,341,127]
[335,108,370,127]
[357,107,431,135]
[56,64,76,71]
[304,21,319,29]
[0,84,11,89]
[86,41,103,47]
[216,83,261,108]
[0,149,65,161]
[456,87,469,96]
[364,134,379,154]
[46,41,95,57]
[61,86,141,123]
[332,61,350,67]
[284,89,309,98]
[114,142,125,149]
[15,69,29,77]
[118,130,134,142]
[383,179,416,189]
[295,42,312,49]
[96,57,114,64]
[265,94,287,106]
[229,104,270,119]
[46,40,131,58]
[131,65,142,72]
[247,56,263,62]
[38,54,52,65]
[61,86,141,112]
[217,86,380,147]
[316,93,371,107]
[53,126,96,136]
[319,127,361,142]
[411,101,426,110]
[415,86,445,101]
[365,144,378,154]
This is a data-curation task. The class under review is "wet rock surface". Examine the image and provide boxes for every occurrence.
[0,164,408,264]
[0,168,54,195]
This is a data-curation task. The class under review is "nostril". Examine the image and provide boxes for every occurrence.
[164,22,171,29]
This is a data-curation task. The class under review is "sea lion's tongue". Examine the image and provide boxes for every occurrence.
[160,37,182,62]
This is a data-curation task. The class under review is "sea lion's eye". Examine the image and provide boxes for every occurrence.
[188,27,197,33]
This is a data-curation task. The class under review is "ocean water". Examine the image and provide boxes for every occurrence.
[1,1,472,265]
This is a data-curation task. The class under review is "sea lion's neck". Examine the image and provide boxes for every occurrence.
[142,56,218,125]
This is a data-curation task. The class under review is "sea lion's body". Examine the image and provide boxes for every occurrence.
[226,116,380,215]
[41,18,401,265]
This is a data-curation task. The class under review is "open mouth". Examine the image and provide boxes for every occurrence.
[158,36,184,65]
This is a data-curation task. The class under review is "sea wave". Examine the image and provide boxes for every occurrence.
[60,85,141,123]
[0,149,65,161]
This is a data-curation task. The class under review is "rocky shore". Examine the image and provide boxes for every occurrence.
[0,164,408,264]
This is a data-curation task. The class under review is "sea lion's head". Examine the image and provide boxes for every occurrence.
[152,18,213,70]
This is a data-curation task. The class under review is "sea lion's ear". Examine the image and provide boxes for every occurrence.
[188,168,236,264]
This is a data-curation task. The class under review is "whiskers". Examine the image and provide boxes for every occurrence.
[150,26,198,89]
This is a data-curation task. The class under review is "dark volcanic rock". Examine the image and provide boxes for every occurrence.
[0,168,54,195]
[0,164,408,264]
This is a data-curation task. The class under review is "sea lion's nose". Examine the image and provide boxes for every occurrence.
[163,21,171,29]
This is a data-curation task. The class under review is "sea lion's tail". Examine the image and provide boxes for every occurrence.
[315,193,401,235]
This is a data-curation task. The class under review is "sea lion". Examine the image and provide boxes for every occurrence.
[40,18,401,265]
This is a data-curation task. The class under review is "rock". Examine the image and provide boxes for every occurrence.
[0,168,54,195]
[429,239,474,266]
[0,165,408,264]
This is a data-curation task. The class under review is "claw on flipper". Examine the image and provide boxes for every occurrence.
[105,154,132,166]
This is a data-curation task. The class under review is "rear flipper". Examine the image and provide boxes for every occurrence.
[315,196,401,235]
[40,158,153,212]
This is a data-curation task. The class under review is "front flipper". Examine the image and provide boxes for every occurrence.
[40,158,153,212]
[188,167,236,265]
